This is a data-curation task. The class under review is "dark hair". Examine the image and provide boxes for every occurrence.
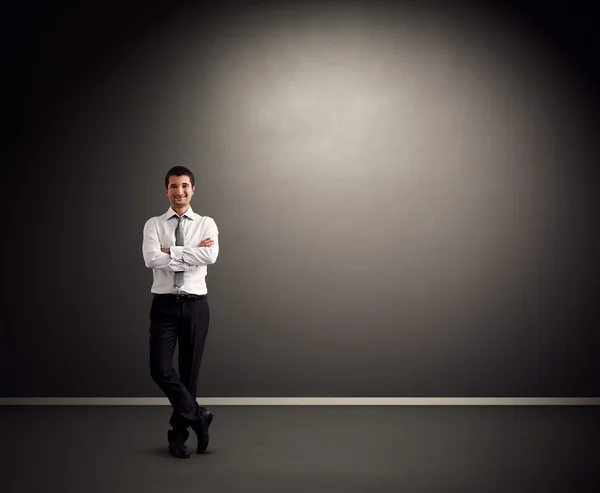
[165,166,195,189]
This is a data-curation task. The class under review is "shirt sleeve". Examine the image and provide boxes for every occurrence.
[170,246,184,260]
[142,218,197,272]
[181,217,220,266]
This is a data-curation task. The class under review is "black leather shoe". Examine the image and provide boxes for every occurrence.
[195,408,214,453]
[168,429,190,459]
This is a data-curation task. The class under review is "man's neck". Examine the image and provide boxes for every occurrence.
[173,205,190,216]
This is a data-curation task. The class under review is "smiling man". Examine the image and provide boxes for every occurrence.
[142,166,219,458]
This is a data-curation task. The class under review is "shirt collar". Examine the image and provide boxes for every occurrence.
[166,206,195,221]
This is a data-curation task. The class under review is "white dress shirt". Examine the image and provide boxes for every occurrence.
[142,206,219,295]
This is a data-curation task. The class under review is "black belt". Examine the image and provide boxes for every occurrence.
[155,293,207,302]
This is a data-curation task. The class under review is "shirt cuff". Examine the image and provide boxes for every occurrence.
[170,246,184,260]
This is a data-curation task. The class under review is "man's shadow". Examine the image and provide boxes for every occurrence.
[150,447,217,456]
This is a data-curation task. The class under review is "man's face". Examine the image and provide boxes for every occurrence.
[166,174,195,210]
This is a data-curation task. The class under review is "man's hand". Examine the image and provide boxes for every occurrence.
[161,248,170,254]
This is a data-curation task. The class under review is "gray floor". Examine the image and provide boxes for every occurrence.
[1,405,599,493]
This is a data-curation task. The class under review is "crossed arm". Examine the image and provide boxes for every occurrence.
[160,237,213,255]
[142,220,219,271]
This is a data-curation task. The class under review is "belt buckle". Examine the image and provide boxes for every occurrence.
[175,294,183,302]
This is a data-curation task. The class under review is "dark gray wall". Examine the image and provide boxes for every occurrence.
[3,0,599,397]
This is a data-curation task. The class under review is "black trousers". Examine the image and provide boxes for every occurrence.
[149,294,210,432]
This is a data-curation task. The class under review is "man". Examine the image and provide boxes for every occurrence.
[142,166,219,459]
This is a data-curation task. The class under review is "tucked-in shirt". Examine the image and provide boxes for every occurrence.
[142,206,219,295]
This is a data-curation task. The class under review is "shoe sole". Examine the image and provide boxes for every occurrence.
[169,447,190,459]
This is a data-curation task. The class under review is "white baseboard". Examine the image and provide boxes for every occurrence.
[0,397,598,406]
